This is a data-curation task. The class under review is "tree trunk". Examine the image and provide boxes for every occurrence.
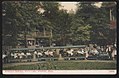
[43,27,46,36]
[24,29,28,48]
[61,33,65,46]
[49,29,52,46]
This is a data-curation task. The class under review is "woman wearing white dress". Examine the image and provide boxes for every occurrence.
[112,47,117,60]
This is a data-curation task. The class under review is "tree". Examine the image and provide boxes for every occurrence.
[2,1,44,47]
[38,2,60,45]
[70,17,92,44]
[3,1,116,47]
[14,1,42,47]
[54,9,73,45]
[74,2,116,45]
[2,1,20,47]
[101,2,116,44]
[69,2,94,44]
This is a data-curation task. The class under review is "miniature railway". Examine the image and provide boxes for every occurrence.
[2,45,114,64]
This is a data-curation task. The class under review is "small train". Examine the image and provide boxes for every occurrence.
[2,45,116,63]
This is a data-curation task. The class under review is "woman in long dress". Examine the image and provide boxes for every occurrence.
[112,47,117,60]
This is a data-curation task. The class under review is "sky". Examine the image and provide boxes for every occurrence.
[59,2,102,13]
[59,2,78,13]
[38,2,103,14]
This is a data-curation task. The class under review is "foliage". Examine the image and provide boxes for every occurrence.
[53,9,72,45]
[2,1,52,47]
[2,1,20,46]
[2,1,116,47]
[74,2,116,45]
[70,15,92,44]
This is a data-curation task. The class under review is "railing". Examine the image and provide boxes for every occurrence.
[26,32,51,38]
[10,45,86,50]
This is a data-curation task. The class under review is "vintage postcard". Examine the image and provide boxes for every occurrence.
[2,1,117,75]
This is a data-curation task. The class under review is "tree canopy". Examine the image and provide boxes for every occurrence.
[2,1,116,47]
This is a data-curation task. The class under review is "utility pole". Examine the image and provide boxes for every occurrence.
[109,9,112,21]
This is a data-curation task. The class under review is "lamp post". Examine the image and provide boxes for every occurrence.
[24,22,30,48]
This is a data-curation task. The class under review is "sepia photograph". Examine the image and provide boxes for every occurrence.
[2,1,117,75]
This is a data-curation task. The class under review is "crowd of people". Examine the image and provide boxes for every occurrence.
[2,44,117,63]
[4,49,59,60]
[59,44,117,60]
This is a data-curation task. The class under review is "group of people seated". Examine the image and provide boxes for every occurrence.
[2,44,117,61]
[59,45,117,60]
[59,48,86,57]
[9,52,31,59]
[59,48,98,58]
[8,49,59,59]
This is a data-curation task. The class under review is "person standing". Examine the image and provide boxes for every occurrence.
[106,45,113,60]
[33,50,37,59]
[112,47,117,60]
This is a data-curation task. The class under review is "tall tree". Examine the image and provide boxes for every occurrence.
[101,2,116,44]
[40,2,60,45]
[2,1,44,47]
[74,2,116,45]
[2,1,20,47]
[70,2,94,44]
[54,9,72,45]
[14,1,42,47]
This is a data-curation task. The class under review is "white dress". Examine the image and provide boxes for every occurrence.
[112,49,116,58]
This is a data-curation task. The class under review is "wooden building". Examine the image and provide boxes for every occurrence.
[17,26,52,48]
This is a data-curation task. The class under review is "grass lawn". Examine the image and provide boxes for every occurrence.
[3,60,116,70]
